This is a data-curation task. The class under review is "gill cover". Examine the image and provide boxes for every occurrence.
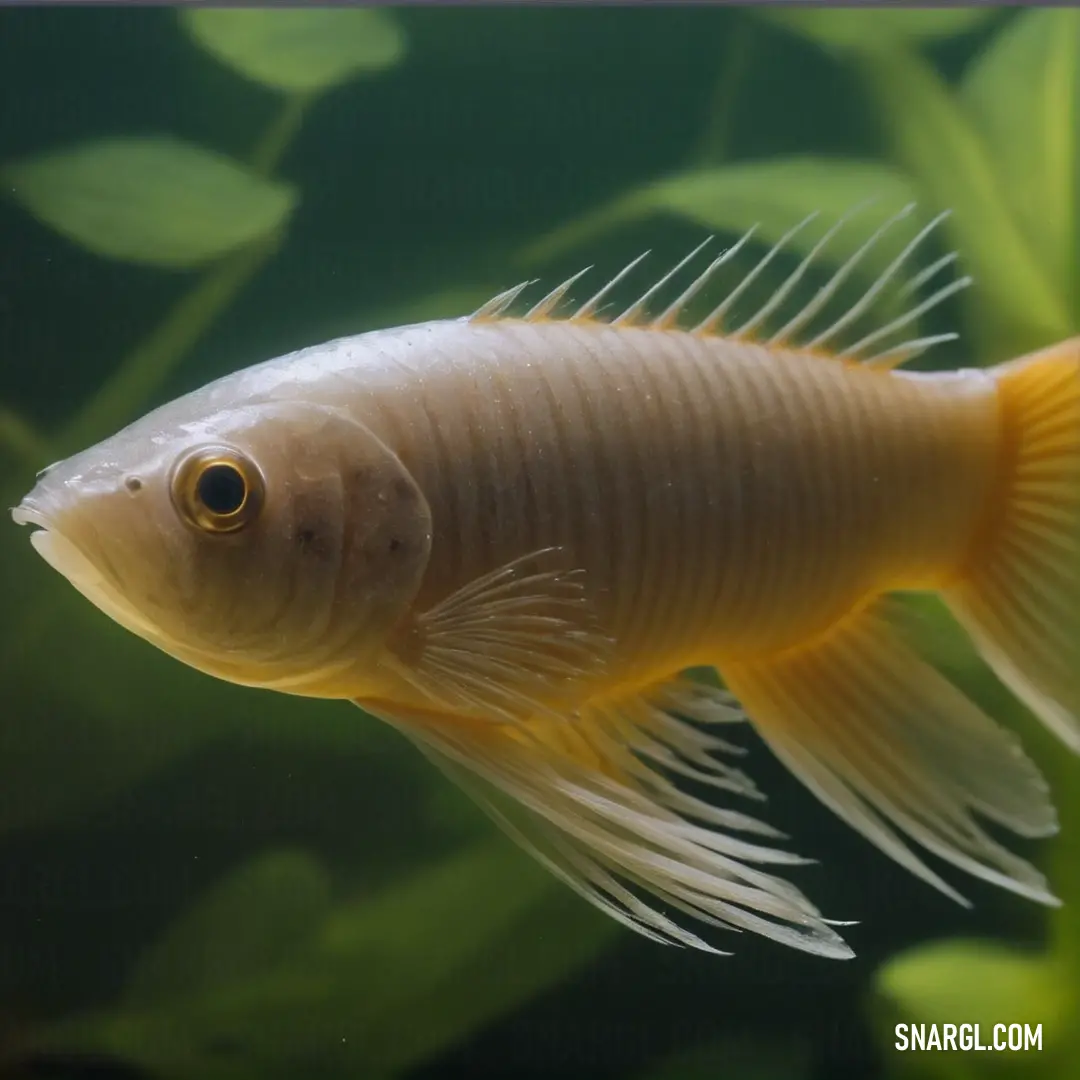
[74,397,435,694]
[283,401,435,660]
[198,399,435,687]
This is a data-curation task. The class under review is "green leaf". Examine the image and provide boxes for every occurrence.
[2,136,297,269]
[125,852,332,1009]
[352,284,505,335]
[1052,791,1080,990]
[634,158,920,262]
[309,839,618,1071]
[32,842,618,1080]
[962,9,1080,308]
[637,1036,810,1080]
[893,594,979,683]
[873,940,1072,1079]
[760,8,1000,53]
[180,8,406,95]
[852,46,1072,358]
[878,942,1062,1026]
[59,231,280,455]
[522,157,920,272]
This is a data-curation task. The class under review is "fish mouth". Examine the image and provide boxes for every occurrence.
[11,501,50,531]
[11,498,161,639]
[12,500,107,590]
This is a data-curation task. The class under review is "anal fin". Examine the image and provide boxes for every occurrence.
[359,675,854,959]
[721,597,1059,909]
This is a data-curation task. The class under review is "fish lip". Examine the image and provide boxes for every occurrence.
[13,484,170,643]
[10,500,51,530]
[12,493,103,585]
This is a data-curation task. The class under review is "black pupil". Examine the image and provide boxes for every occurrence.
[197,463,247,516]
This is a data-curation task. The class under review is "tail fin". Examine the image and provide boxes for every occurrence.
[718,343,1080,908]
[944,337,1080,754]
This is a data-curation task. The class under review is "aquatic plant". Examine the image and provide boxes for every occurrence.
[546,8,1080,1075]
[1,7,1076,1079]
[0,11,613,1076]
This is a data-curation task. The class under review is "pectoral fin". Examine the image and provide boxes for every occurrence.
[381,547,613,725]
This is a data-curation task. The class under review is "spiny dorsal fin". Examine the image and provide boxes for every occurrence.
[469,203,970,371]
[470,279,536,320]
[524,266,592,321]
[611,237,712,327]
[571,250,651,322]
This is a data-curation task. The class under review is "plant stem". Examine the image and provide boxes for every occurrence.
[514,194,644,268]
[515,21,753,272]
[58,91,310,456]
[59,230,281,456]
[0,405,54,472]
[5,92,313,672]
[691,18,755,168]
[250,92,310,177]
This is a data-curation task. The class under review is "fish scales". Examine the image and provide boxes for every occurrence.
[349,318,997,678]
[13,212,1080,957]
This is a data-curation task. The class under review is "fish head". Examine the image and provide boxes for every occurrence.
[11,398,433,694]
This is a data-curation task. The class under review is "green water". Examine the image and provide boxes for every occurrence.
[0,7,1077,1080]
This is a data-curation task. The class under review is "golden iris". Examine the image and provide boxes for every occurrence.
[171,446,264,533]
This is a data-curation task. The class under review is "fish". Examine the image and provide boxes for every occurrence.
[11,204,1080,959]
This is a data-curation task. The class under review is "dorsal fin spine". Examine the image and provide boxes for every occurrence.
[652,227,758,330]
[572,250,651,322]
[693,212,820,336]
[471,280,535,320]
[613,237,713,327]
[467,202,967,372]
[731,206,864,341]
[863,332,959,371]
[900,251,957,299]
[805,208,951,351]
[839,273,971,361]
[524,267,593,321]
[767,203,916,347]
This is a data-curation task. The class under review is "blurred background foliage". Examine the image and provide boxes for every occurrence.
[0,6,1077,1079]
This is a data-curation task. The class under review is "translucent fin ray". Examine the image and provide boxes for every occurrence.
[767,203,915,347]
[653,227,758,330]
[722,597,1059,910]
[613,237,712,327]
[468,202,966,369]
[572,250,651,322]
[694,213,820,336]
[805,209,957,355]
[470,281,535,320]
[731,207,862,341]
[362,675,854,958]
[383,547,613,726]
[839,274,972,367]
[946,339,1080,754]
[524,267,593,321]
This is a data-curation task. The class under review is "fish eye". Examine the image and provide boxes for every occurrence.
[171,446,265,534]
